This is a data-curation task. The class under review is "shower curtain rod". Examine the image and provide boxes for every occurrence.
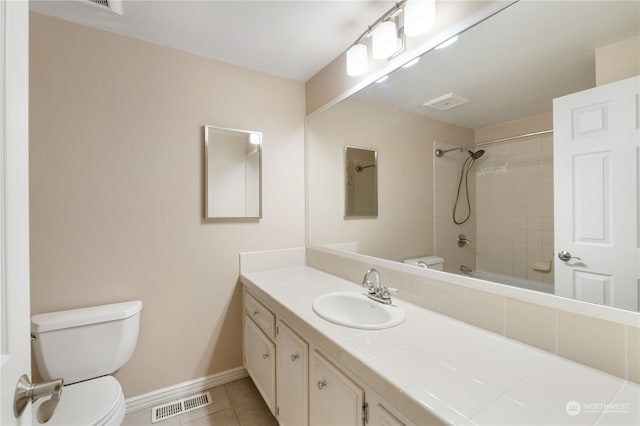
[434,129,553,157]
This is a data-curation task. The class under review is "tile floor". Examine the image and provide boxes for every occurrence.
[122,377,278,426]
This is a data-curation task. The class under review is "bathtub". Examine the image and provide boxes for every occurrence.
[461,270,554,294]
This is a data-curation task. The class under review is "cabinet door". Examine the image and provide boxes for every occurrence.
[244,315,276,414]
[310,351,364,426]
[276,321,309,426]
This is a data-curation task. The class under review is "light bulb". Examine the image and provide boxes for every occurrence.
[372,20,398,59]
[404,0,436,37]
[346,44,368,76]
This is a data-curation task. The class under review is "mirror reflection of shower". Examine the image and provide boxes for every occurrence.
[452,149,485,225]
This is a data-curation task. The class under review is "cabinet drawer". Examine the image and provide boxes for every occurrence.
[244,291,275,338]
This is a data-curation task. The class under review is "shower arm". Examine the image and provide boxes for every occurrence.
[434,129,553,157]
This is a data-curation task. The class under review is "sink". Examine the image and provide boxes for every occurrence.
[312,291,405,330]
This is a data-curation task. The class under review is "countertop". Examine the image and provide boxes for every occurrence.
[241,265,639,425]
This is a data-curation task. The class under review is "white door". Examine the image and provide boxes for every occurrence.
[0,1,32,424]
[554,76,640,311]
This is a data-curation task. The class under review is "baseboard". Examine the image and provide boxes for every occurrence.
[125,367,249,413]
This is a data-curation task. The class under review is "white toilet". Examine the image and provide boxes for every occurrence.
[403,255,445,271]
[31,300,143,426]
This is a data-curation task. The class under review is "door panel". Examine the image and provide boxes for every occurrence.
[309,351,364,426]
[554,76,640,311]
[243,316,276,414]
[276,321,308,426]
[0,1,32,424]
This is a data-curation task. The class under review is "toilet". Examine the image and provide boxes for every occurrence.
[403,256,445,271]
[31,300,143,426]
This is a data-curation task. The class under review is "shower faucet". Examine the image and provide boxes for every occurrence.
[457,234,471,248]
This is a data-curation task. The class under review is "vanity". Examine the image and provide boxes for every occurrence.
[240,248,638,426]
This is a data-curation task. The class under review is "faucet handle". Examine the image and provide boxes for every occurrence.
[365,283,377,294]
[381,286,399,299]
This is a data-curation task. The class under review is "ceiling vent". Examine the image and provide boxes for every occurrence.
[85,0,123,15]
[423,92,470,111]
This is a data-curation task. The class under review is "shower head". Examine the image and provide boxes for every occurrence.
[468,149,485,160]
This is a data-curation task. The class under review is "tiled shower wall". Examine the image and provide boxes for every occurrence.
[475,134,554,286]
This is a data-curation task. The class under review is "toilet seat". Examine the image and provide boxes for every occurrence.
[32,376,125,426]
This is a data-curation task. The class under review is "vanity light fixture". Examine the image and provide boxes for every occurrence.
[346,44,368,76]
[345,0,437,77]
[372,20,399,59]
[404,0,436,37]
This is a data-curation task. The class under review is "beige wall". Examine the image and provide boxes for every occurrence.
[29,13,305,397]
[307,97,473,262]
[595,35,640,86]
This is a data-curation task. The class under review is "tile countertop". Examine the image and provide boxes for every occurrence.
[240,266,639,426]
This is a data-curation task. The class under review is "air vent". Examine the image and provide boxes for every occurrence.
[151,392,212,423]
[85,0,123,15]
[423,92,470,111]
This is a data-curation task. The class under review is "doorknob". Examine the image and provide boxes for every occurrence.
[558,250,582,262]
[14,374,63,423]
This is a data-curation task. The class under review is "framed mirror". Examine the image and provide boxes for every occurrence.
[345,146,378,217]
[204,125,262,220]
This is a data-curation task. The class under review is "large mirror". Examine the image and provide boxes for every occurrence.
[205,125,261,220]
[307,1,640,311]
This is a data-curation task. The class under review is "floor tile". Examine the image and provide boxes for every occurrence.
[122,378,275,426]
[183,408,239,426]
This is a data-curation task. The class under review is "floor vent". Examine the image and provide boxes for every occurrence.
[85,0,123,15]
[151,392,211,423]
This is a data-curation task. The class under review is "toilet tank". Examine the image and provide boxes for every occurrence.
[31,300,142,384]
[403,256,445,271]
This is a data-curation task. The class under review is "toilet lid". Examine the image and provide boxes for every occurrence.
[34,376,123,426]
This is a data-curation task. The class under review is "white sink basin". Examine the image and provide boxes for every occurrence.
[312,291,405,330]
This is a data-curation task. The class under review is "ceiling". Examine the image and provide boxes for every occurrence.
[29,0,395,82]
[353,0,640,130]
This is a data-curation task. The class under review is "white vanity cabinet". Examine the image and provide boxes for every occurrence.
[310,350,365,426]
[276,320,309,426]
[243,288,411,426]
[243,292,276,414]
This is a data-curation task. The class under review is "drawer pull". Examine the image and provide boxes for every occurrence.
[290,353,299,362]
[317,380,327,390]
[262,353,269,359]
[252,310,259,316]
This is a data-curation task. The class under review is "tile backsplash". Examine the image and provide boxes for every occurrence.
[305,246,640,384]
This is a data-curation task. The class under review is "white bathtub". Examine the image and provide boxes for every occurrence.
[462,270,554,294]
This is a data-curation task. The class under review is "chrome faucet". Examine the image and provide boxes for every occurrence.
[361,268,398,305]
[362,268,381,294]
